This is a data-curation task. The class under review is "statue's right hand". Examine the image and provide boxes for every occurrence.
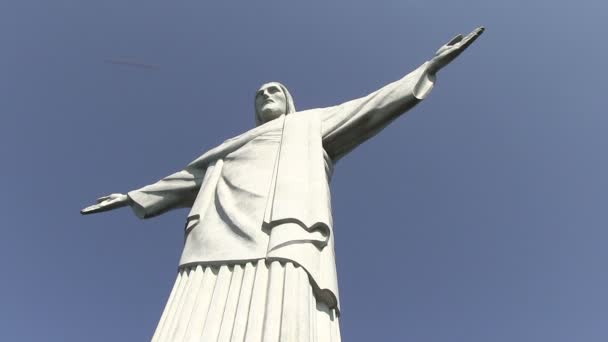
[80,193,130,215]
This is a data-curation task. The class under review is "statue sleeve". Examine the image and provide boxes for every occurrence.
[127,166,206,219]
[319,62,435,161]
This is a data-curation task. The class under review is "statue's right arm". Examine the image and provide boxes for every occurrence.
[317,61,435,161]
[318,27,483,161]
[81,165,206,219]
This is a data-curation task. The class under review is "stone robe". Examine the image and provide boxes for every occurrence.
[127,62,435,312]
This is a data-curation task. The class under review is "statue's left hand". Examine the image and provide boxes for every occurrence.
[81,193,130,215]
[428,26,484,75]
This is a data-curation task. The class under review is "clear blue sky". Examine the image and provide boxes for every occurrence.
[2,0,607,341]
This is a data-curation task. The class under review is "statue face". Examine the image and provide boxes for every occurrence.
[255,83,287,123]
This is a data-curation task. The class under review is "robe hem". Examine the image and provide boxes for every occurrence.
[178,256,340,315]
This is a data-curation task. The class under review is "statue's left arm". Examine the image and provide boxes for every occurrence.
[81,165,206,219]
[126,166,205,219]
[321,27,483,161]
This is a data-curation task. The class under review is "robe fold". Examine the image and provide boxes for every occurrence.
[127,62,435,313]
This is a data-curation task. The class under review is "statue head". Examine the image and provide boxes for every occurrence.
[254,82,296,125]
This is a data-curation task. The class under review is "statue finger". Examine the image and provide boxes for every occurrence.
[461,27,484,48]
[96,195,111,203]
[446,34,463,46]
[81,204,102,215]
[461,29,483,50]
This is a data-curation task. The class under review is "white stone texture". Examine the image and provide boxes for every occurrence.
[152,260,340,342]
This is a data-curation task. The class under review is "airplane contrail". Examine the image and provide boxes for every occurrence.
[104,58,160,70]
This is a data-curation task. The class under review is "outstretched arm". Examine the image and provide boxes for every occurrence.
[81,166,206,219]
[81,193,132,215]
[320,27,484,161]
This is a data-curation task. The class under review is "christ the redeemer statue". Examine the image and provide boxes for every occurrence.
[82,27,484,342]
